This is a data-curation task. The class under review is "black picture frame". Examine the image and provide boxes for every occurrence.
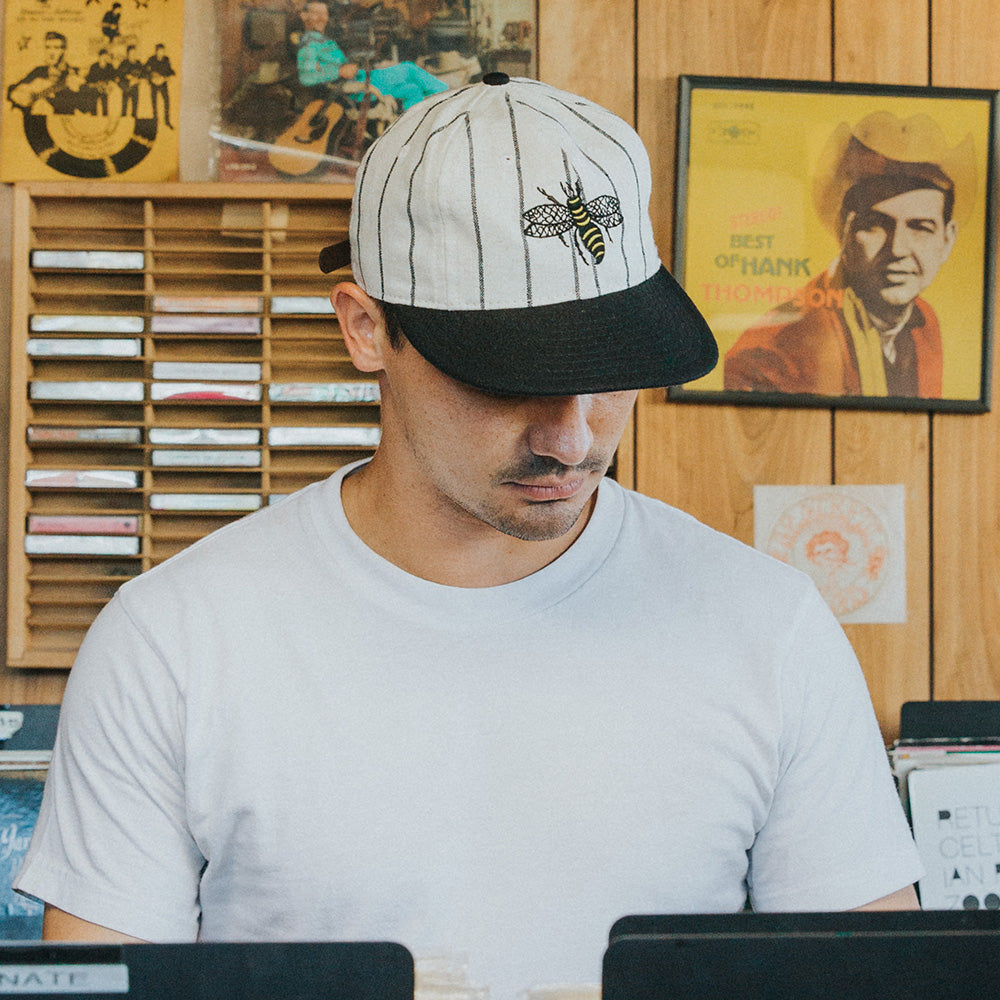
[669,75,999,413]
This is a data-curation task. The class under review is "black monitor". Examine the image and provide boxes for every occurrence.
[0,940,413,1000]
[604,911,1000,1000]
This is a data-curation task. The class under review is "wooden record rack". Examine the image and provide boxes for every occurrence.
[8,182,374,669]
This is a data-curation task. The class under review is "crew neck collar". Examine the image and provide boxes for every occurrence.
[303,460,626,625]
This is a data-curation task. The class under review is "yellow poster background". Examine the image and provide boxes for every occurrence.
[1,0,184,181]
[678,85,993,401]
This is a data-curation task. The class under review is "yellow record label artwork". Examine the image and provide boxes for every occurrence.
[2,0,184,181]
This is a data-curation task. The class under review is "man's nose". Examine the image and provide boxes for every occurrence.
[525,395,595,467]
[890,222,914,258]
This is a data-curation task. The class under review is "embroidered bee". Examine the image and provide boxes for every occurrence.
[522,179,623,264]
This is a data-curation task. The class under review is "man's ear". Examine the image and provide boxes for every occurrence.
[331,282,386,374]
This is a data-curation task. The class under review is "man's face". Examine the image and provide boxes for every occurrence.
[378,339,636,543]
[44,37,66,67]
[302,2,329,32]
[840,187,956,324]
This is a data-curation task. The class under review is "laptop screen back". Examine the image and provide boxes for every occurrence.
[603,911,1000,1000]
[0,940,413,999]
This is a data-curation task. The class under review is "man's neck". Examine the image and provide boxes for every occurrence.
[339,456,595,588]
[867,303,914,364]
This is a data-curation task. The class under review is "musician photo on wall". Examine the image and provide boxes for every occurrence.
[668,76,999,414]
[214,0,538,183]
[0,0,185,182]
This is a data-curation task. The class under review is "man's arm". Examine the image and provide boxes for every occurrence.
[43,904,148,943]
[852,885,920,911]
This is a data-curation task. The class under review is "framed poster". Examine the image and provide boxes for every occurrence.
[670,76,999,413]
[1,0,183,181]
[213,0,537,184]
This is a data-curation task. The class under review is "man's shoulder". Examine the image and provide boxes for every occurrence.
[610,484,826,638]
[616,483,809,582]
[118,481,326,604]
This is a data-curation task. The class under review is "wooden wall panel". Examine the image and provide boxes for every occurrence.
[931,0,1000,700]
[832,0,931,737]
[537,0,635,121]
[635,0,833,539]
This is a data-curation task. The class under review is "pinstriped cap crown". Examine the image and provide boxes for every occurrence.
[335,74,718,396]
[350,77,659,310]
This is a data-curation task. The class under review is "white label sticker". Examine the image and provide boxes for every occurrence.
[0,713,24,742]
[0,964,129,994]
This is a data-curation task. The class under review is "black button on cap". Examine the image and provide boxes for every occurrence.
[483,72,510,86]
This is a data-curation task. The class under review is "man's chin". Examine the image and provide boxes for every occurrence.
[490,497,593,543]
[876,282,920,307]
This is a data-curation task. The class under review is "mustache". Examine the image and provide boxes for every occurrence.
[497,453,608,481]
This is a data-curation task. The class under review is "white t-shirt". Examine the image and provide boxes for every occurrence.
[15,464,921,999]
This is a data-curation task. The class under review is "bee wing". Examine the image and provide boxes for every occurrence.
[586,195,623,229]
[522,203,573,237]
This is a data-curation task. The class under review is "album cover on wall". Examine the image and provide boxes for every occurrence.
[213,0,536,183]
[1,0,184,181]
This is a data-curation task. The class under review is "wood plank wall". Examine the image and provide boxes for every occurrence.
[2,1,1000,741]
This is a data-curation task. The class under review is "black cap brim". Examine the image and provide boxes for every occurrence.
[391,265,719,396]
[319,240,351,274]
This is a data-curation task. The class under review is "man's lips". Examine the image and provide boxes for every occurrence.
[883,268,918,282]
[506,476,587,501]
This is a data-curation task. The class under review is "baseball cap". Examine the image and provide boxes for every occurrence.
[319,73,718,396]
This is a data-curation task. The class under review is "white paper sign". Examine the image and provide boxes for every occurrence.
[908,762,1000,910]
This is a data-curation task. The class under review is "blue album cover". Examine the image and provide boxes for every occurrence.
[0,776,45,940]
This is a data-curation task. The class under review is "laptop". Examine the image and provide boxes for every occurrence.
[0,940,413,999]
[603,910,1000,1000]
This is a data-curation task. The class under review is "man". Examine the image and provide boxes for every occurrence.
[101,3,123,45]
[6,31,86,115]
[296,0,446,111]
[84,49,117,116]
[724,112,974,398]
[117,44,143,118]
[143,42,175,128]
[15,76,921,998]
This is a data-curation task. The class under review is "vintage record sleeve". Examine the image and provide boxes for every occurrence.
[29,381,145,402]
[150,314,262,335]
[25,534,140,556]
[268,381,380,403]
[213,1,535,183]
[270,296,335,315]
[26,469,139,489]
[30,315,144,334]
[267,426,381,447]
[29,250,145,271]
[2,0,184,182]
[28,514,139,535]
[151,362,262,382]
[150,382,262,402]
[153,295,262,314]
[151,449,262,468]
[0,775,46,938]
[27,338,143,357]
[148,428,260,446]
[150,493,262,511]
[27,425,142,444]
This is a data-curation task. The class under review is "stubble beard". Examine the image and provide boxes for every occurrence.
[475,452,611,542]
